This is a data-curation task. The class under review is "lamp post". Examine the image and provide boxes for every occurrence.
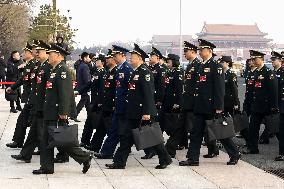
[179,0,183,65]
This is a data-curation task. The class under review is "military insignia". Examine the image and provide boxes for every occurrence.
[255,81,262,88]
[30,73,35,79]
[165,77,170,84]
[190,67,195,72]
[179,75,183,80]
[258,75,264,80]
[200,75,207,82]
[61,72,66,79]
[24,75,29,81]
[128,83,136,90]
[270,74,274,80]
[34,66,38,70]
[94,76,99,80]
[217,68,223,74]
[162,72,165,76]
[26,69,30,73]
[248,80,253,85]
[204,68,210,72]
[109,75,114,80]
[233,77,237,82]
[152,70,157,74]
[116,80,121,88]
[50,73,56,78]
[119,73,124,79]
[46,81,53,89]
[145,74,150,81]
[186,74,191,80]
[133,75,139,80]
[37,76,42,84]
[104,81,110,88]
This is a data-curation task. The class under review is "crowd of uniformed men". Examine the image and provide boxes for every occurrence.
[3,36,284,174]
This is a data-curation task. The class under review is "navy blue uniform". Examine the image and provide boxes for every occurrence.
[100,61,133,156]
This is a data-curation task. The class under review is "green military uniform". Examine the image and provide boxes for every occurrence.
[37,44,91,174]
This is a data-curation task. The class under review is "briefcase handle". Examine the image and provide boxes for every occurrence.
[56,119,69,128]
[213,113,230,127]
[138,119,155,131]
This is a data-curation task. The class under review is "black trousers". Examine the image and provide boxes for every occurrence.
[10,94,21,109]
[165,112,190,157]
[81,113,95,146]
[113,119,172,167]
[278,114,284,155]
[89,113,113,152]
[248,113,267,151]
[187,114,239,161]
[20,113,42,160]
[40,120,90,172]
[12,104,32,145]
[76,93,90,117]
[0,75,5,88]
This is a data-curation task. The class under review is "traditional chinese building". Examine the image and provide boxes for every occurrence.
[196,22,273,59]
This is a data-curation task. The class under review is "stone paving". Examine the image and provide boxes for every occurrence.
[0,89,283,189]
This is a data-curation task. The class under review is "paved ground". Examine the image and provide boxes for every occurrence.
[0,86,284,189]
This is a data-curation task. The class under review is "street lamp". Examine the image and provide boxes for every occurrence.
[179,0,183,66]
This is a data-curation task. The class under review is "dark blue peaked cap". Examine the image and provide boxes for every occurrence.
[112,45,129,55]
[130,43,149,60]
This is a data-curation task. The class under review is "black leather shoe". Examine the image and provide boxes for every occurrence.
[179,159,199,166]
[155,159,173,169]
[203,153,219,158]
[259,139,269,144]
[10,108,17,113]
[32,151,40,155]
[16,106,22,111]
[54,157,69,163]
[275,155,284,161]
[70,117,80,122]
[11,154,31,163]
[141,152,156,159]
[241,149,259,154]
[6,142,22,148]
[227,156,240,165]
[32,169,54,175]
[94,153,113,159]
[82,155,92,174]
[105,163,125,169]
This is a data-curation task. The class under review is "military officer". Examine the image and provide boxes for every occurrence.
[179,39,240,166]
[32,44,92,175]
[11,40,52,162]
[166,41,200,157]
[6,42,37,148]
[140,47,166,159]
[273,51,284,161]
[160,55,169,72]
[160,53,183,136]
[242,50,278,154]
[92,50,118,158]
[94,45,133,159]
[80,54,106,152]
[106,44,172,169]
[220,56,240,115]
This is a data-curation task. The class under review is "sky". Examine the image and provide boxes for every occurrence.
[35,0,284,48]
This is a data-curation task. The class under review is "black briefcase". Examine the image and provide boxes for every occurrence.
[264,113,280,134]
[233,112,249,132]
[206,116,236,141]
[47,122,79,149]
[132,121,164,151]
[5,90,17,101]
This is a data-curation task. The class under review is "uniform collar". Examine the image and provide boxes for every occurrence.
[201,56,213,64]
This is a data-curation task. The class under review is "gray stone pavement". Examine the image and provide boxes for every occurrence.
[0,89,283,189]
